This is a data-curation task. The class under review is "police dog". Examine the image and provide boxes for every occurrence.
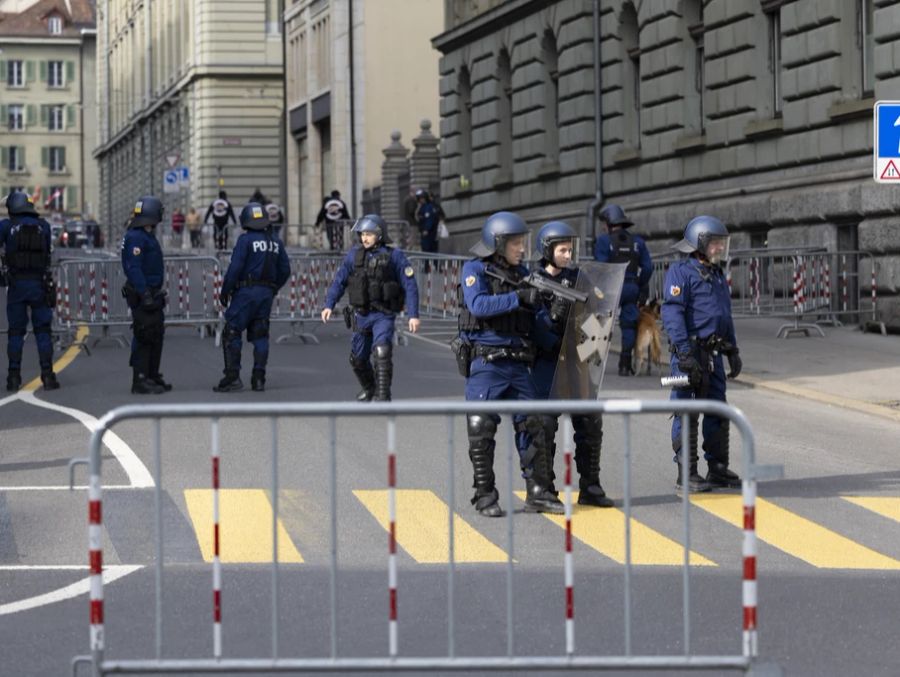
[634,299,662,376]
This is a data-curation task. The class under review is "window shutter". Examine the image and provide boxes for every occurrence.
[0,60,6,83]
[66,61,75,84]
[25,60,35,83]
[67,186,76,211]
[19,147,25,170]
[42,146,48,168]
[60,147,66,169]
[0,147,7,168]
[26,104,36,127]
[66,104,75,128]
[39,60,47,82]
[0,105,7,124]
[40,105,48,126]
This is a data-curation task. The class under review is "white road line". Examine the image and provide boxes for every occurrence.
[0,485,135,491]
[0,564,142,616]
[17,390,154,488]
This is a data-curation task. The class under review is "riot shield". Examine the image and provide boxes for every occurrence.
[550,262,627,399]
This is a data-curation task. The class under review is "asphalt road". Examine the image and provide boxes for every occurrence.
[1,285,899,676]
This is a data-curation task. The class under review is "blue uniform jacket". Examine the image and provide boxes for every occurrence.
[661,257,736,354]
[594,232,653,287]
[459,258,556,349]
[0,216,52,273]
[121,227,164,294]
[325,244,420,318]
[221,230,291,298]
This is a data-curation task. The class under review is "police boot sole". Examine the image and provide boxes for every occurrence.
[213,382,244,393]
[523,499,565,514]
[132,385,165,395]
[577,494,615,508]
[42,381,60,391]
[707,475,741,489]
[675,482,711,495]
[251,384,265,392]
[477,503,505,518]
[6,381,21,392]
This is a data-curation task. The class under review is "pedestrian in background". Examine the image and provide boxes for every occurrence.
[186,207,202,248]
[204,191,237,250]
[414,189,446,254]
[171,207,185,248]
[315,190,351,251]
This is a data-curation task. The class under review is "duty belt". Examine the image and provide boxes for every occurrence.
[473,343,535,364]
[237,279,276,290]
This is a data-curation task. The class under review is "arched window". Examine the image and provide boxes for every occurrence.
[620,2,641,148]
[496,49,513,183]
[541,30,560,164]
[457,66,473,188]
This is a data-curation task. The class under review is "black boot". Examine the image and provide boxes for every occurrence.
[573,415,613,507]
[40,370,60,391]
[150,374,173,391]
[215,328,243,392]
[705,422,741,488]
[578,480,615,507]
[213,371,243,392]
[674,415,710,494]
[618,352,634,376]
[6,369,21,392]
[523,418,564,514]
[372,344,393,401]
[132,372,165,395]
[251,369,265,392]
[467,415,503,517]
[524,478,565,514]
[349,354,375,402]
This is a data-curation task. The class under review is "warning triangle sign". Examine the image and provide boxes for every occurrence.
[880,160,900,180]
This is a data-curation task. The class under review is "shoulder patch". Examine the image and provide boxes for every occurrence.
[132,246,142,256]
[669,285,681,297]
[404,266,415,278]
[465,275,477,288]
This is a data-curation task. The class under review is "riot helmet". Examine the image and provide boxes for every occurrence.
[239,202,270,231]
[352,214,388,246]
[415,189,427,201]
[673,215,730,265]
[536,220,578,267]
[599,203,633,228]
[6,190,38,217]
[470,211,530,261]
[131,196,164,228]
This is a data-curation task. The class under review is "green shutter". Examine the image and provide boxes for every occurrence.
[39,60,47,82]
[26,104,36,126]
[65,61,75,84]
[66,104,75,128]
[19,147,25,169]
[60,147,66,170]
[0,60,6,83]
[25,60,35,83]
[67,186,77,211]
[41,147,48,168]
[0,147,7,168]
[0,105,7,125]
[40,105,48,127]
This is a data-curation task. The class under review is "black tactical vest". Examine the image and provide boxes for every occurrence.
[347,247,403,312]
[8,220,48,272]
[609,229,639,275]
[457,262,533,338]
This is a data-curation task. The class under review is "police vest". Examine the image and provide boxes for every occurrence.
[347,248,403,312]
[8,220,48,272]
[609,230,640,275]
[457,262,533,338]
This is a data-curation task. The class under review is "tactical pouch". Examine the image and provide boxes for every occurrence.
[347,279,368,307]
[43,274,57,308]
[342,305,354,330]
[367,280,383,303]
[449,336,472,378]
[122,281,140,306]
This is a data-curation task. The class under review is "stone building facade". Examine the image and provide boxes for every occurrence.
[433,0,900,328]
[0,0,98,219]
[94,0,283,242]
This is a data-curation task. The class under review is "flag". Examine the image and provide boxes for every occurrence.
[44,188,62,208]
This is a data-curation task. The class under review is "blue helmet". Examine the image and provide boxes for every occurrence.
[352,214,388,243]
[471,211,528,257]
[239,202,270,231]
[536,220,578,263]
[674,215,730,263]
[6,190,38,217]
[131,195,164,228]
[599,203,633,228]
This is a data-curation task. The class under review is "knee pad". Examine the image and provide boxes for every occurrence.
[573,414,603,445]
[223,324,242,345]
[247,318,270,342]
[467,414,498,444]
[33,325,52,337]
[373,343,392,361]
[7,328,27,338]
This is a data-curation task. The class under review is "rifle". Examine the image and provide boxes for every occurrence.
[483,266,588,305]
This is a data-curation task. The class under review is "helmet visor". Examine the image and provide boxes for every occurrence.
[497,233,531,266]
[700,234,730,265]
[543,237,579,267]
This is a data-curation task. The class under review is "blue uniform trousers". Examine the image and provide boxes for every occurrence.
[619,281,640,354]
[350,311,395,360]
[6,280,53,370]
[669,350,728,464]
[224,287,275,371]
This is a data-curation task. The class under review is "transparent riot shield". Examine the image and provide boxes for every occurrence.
[550,262,627,399]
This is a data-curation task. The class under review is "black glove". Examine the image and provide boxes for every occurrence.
[0,269,7,288]
[676,351,703,389]
[515,287,541,309]
[219,291,231,309]
[637,286,649,306]
[141,289,157,310]
[726,348,742,379]
[549,296,571,324]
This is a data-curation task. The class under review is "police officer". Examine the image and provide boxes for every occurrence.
[414,189,445,254]
[662,215,742,493]
[204,191,237,250]
[121,196,170,395]
[532,221,613,507]
[455,211,561,517]
[0,191,59,391]
[320,214,420,401]
[594,204,653,376]
[214,203,291,392]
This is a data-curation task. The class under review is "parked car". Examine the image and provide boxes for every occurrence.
[60,220,103,248]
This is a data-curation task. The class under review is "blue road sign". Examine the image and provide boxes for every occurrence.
[177,166,189,182]
[873,101,900,182]
[163,170,178,184]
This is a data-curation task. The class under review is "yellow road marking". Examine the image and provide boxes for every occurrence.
[353,490,507,563]
[842,496,900,524]
[514,492,715,566]
[23,325,89,392]
[184,489,304,563]
[691,494,900,570]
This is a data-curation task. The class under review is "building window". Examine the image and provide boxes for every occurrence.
[8,146,24,172]
[457,66,473,187]
[49,147,66,173]
[48,15,62,34]
[48,61,64,88]
[768,10,782,115]
[497,49,513,181]
[620,2,641,147]
[48,104,64,131]
[682,0,704,135]
[8,104,24,131]
[8,60,24,87]
[541,30,560,164]
[859,0,874,95]
[46,185,65,211]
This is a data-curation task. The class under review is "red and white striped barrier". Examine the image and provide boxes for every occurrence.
[89,470,104,652]
[742,480,758,657]
[563,417,575,655]
[212,420,223,658]
[387,418,398,657]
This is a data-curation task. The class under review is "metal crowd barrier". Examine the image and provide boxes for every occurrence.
[69,399,781,676]
[53,256,223,351]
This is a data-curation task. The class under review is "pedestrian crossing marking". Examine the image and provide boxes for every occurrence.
[353,490,507,563]
[184,489,304,563]
[842,496,900,524]
[691,494,900,570]
[514,492,716,566]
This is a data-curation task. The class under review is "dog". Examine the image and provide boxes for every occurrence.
[634,299,662,376]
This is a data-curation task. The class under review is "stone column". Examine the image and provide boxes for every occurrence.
[410,119,441,198]
[380,130,409,228]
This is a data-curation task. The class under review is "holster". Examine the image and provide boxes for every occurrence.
[43,273,57,307]
[122,281,141,306]
[342,306,354,330]
[449,336,472,378]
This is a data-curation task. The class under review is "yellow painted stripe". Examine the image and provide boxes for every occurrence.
[692,494,900,570]
[843,496,900,524]
[353,490,507,563]
[514,492,715,567]
[184,489,303,563]
[23,325,89,392]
